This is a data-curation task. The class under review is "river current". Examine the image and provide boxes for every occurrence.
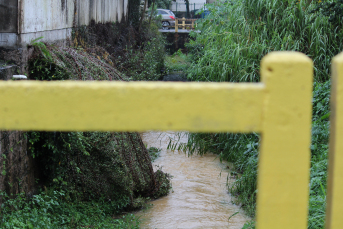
[135,131,250,228]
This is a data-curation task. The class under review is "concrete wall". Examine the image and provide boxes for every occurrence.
[0,0,18,33]
[76,0,128,26]
[0,0,128,48]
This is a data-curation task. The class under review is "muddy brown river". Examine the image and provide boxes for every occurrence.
[136,132,250,228]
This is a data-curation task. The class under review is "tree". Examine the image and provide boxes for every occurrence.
[185,0,190,18]
[139,0,148,32]
[149,0,157,24]
[148,0,172,8]
[129,0,141,27]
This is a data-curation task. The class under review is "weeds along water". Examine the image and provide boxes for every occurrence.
[170,0,338,228]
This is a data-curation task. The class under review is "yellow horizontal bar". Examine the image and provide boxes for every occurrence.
[0,81,264,132]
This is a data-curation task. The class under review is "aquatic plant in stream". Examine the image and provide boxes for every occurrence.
[148,147,162,162]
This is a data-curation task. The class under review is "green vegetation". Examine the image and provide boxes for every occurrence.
[0,190,140,229]
[2,0,338,227]
[176,82,329,228]
[148,147,162,162]
[64,21,166,81]
[165,49,190,73]
[150,0,173,9]
[26,132,164,205]
[1,19,171,228]
[186,0,343,82]
[172,0,339,228]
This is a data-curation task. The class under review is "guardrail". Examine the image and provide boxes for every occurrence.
[0,51,342,228]
[175,17,197,32]
[162,18,197,32]
[326,53,343,229]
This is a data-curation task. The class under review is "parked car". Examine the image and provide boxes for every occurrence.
[156,9,176,30]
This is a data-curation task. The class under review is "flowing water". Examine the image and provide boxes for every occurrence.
[136,132,250,228]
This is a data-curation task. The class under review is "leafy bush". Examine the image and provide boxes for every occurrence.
[0,190,140,229]
[311,0,343,28]
[117,33,166,81]
[27,131,171,210]
[153,169,172,199]
[29,58,71,81]
[72,21,166,81]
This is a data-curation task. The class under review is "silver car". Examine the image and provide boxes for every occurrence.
[156,9,176,30]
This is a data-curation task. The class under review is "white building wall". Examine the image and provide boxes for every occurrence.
[19,0,74,34]
[1,0,128,48]
[171,0,206,13]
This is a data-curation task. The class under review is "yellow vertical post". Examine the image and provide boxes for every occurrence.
[175,18,178,32]
[257,52,313,229]
[191,20,194,30]
[326,53,343,229]
[182,17,185,29]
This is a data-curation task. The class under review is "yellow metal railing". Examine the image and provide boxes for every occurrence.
[163,18,197,32]
[0,51,341,229]
[325,53,343,229]
[175,17,197,32]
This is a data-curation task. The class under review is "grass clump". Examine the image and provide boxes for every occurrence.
[186,0,343,82]
[148,147,162,162]
[165,49,190,74]
[0,190,140,229]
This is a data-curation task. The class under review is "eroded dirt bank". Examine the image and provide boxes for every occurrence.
[136,132,250,228]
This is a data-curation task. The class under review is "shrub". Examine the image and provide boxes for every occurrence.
[0,190,140,229]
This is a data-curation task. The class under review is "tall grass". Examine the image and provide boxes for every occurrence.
[179,0,338,228]
[186,0,343,82]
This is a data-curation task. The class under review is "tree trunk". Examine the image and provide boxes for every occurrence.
[149,0,157,25]
[185,0,190,18]
[139,0,148,32]
[129,0,141,27]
